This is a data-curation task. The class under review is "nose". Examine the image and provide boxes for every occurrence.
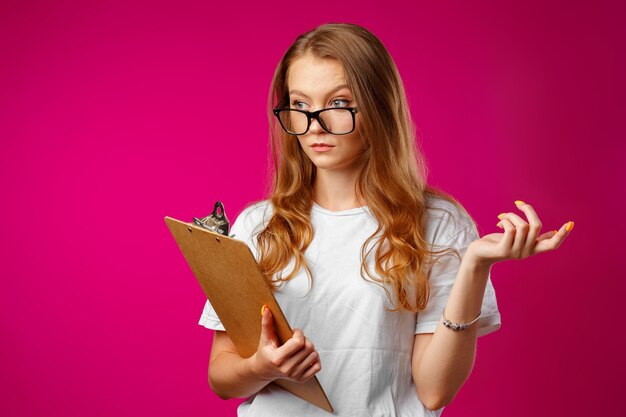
[307,114,325,135]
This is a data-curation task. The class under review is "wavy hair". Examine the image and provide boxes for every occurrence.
[252,22,474,312]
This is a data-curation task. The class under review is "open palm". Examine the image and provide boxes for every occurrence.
[467,200,574,265]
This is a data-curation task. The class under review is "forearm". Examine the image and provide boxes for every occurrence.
[209,351,272,399]
[413,256,491,409]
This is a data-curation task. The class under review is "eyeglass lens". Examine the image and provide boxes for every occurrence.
[278,109,353,135]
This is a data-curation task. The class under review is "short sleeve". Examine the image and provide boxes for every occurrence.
[197,201,270,331]
[198,298,226,331]
[415,212,501,337]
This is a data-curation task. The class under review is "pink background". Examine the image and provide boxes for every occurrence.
[1,1,624,416]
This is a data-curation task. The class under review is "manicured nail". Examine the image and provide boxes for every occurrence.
[261,305,267,316]
[514,200,525,205]
[552,230,558,234]
[497,213,506,219]
[565,221,574,232]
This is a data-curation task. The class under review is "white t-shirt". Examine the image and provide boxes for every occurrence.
[199,196,501,417]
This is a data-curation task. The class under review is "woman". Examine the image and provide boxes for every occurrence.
[199,22,573,416]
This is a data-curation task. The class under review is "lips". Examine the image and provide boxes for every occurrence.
[310,143,335,153]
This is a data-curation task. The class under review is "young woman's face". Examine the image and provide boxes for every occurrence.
[286,53,366,174]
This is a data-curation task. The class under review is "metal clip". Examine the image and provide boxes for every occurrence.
[193,201,230,236]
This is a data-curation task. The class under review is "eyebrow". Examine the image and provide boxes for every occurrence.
[288,84,350,99]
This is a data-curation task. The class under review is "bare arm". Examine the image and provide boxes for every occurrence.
[208,307,321,399]
[411,257,490,410]
[208,330,271,399]
[412,200,572,410]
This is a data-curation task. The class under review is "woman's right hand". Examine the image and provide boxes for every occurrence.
[250,305,321,384]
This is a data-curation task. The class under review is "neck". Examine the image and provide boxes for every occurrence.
[312,167,366,211]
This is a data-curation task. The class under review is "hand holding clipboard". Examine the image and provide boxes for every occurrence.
[165,202,333,413]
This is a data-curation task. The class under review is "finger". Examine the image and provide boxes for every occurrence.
[260,305,279,348]
[273,329,306,363]
[534,221,574,254]
[537,230,558,242]
[298,358,322,382]
[284,336,314,365]
[496,218,516,259]
[292,350,320,379]
[277,338,315,376]
[498,212,528,258]
[562,221,574,234]
[514,201,542,257]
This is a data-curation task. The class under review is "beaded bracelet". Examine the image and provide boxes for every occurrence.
[442,308,481,331]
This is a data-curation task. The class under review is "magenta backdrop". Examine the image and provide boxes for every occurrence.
[1,1,624,416]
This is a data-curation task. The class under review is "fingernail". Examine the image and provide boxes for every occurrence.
[497,213,506,219]
[565,221,574,232]
[261,305,267,316]
[552,230,558,234]
[496,222,503,228]
[514,200,525,205]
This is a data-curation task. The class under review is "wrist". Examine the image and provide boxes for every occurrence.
[247,352,273,383]
[462,247,493,273]
[460,252,492,283]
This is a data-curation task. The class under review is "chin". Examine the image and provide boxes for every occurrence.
[312,160,357,172]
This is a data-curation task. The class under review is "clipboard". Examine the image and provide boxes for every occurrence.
[165,216,333,413]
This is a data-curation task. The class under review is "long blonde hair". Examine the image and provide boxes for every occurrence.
[252,22,472,312]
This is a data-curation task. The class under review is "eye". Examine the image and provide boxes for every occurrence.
[291,100,306,110]
[330,98,350,108]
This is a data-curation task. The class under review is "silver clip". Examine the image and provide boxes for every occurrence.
[193,201,230,236]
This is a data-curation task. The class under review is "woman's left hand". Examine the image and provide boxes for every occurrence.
[465,200,574,268]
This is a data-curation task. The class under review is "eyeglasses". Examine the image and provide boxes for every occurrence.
[273,107,359,135]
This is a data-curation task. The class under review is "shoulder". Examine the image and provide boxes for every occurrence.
[231,199,274,237]
[423,194,477,247]
[237,199,273,221]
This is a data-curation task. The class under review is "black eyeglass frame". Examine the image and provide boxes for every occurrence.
[272,107,359,135]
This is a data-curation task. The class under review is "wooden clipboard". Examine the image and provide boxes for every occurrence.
[165,216,333,413]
